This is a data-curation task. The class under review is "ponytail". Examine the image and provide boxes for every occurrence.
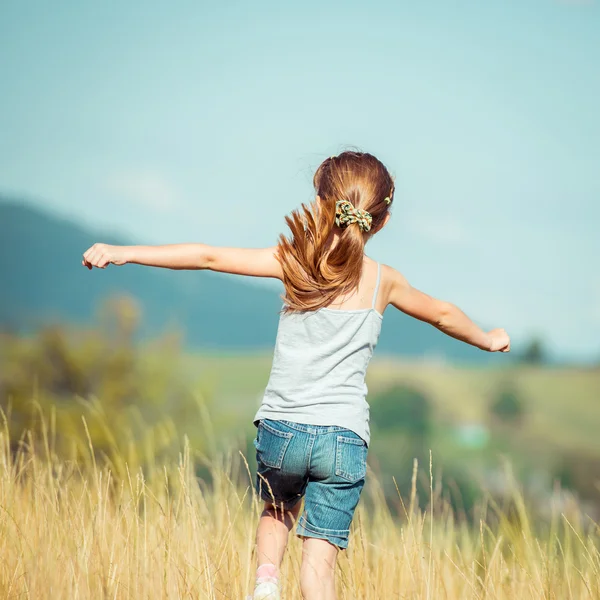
[277,151,394,313]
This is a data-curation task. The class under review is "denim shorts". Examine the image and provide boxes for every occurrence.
[253,419,368,549]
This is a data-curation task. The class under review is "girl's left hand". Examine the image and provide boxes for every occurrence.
[82,243,128,269]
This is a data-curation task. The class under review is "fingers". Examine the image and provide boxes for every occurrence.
[82,253,93,269]
[82,243,110,269]
[85,248,100,268]
[488,329,511,353]
[82,244,97,264]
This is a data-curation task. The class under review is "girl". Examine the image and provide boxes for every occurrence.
[82,151,510,600]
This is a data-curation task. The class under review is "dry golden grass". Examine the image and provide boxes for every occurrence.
[2,419,600,599]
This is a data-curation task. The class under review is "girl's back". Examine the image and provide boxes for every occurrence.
[258,258,383,444]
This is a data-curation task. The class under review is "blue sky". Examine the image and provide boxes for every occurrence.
[1,0,599,359]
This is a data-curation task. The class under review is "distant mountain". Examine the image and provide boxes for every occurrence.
[0,199,495,362]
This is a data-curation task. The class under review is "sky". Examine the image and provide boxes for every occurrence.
[1,0,599,360]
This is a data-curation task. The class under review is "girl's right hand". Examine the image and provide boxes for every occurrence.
[82,243,128,270]
[487,329,511,353]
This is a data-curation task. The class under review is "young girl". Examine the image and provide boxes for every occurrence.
[82,151,510,600]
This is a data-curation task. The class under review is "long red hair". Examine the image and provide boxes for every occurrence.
[277,151,395,312]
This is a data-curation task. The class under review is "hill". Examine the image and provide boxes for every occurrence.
[0,199,495,361]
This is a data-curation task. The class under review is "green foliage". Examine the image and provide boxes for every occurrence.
[370,384,432,436]
[0,295,209,473]
[489,383,526,426]
[521,337,545,365]
[552,449,600,503]
[368,384,434,505]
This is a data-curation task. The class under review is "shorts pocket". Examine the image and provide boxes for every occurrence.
[335,435,367,483]
[255,420,293,469]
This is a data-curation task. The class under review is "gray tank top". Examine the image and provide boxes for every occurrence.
[254,263,383,445]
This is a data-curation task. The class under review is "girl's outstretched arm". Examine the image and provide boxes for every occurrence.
[384,265,510,352]
[82,243,283,279]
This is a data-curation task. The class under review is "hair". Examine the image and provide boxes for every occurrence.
[277,150,395,313]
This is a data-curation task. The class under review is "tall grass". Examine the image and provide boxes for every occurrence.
[1,416,600,599]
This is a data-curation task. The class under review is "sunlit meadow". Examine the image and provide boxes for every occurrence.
[1,411,600,600]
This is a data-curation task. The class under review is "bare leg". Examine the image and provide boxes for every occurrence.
[300,537,338,600]
[256,501,301,569]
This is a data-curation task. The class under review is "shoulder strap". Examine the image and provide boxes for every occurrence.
[372,262,381,309]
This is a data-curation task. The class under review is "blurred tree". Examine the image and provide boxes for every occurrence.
[521,337,545,365]
[552,449,600,504]
[369,384,434,505]
[489,382,525,426]
[0,294,207,472]
[370,384,432,436]
[98,295,141,344]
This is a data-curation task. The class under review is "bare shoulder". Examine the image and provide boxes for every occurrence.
[378,263,409,301]
[364,259,409,312]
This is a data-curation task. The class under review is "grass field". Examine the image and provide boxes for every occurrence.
[185,354,600,455]
[2,345,599,598]
[2,418,600,599]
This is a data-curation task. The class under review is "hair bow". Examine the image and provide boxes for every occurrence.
[335,199,372,233]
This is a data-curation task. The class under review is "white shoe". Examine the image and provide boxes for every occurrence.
[253,580,280,600]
